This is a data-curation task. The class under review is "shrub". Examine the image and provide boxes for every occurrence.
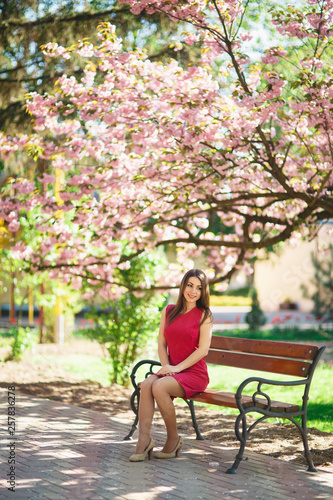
[80,251,167,386]
[245,289,267,331]
[5,326,35,361]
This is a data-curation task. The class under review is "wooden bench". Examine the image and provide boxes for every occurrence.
[125,335,326,473]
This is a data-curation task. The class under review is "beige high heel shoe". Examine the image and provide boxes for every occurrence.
[129,438,155,462]
[155,437,183,459]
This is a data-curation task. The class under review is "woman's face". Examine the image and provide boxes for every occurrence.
[183,276,202,306]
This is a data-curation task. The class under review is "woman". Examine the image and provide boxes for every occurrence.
[129,269,213,462]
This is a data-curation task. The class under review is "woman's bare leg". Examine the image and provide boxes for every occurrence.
[152,376,186,453]
[135,374,159,453]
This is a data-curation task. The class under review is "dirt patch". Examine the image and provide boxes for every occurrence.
[0,338,332,473]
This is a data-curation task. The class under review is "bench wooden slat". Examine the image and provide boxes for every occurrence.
[190,388,299,413]
[209,336,318,360]
[205,350,311,377]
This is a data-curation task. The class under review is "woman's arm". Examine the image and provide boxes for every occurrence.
[156,313,213,376]
[157,307,170,366]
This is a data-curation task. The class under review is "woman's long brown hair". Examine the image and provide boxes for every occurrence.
[167,269,212,326]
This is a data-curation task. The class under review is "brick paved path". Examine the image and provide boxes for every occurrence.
[0,389,332,499]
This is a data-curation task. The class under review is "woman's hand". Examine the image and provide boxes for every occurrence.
[156,364,180,376]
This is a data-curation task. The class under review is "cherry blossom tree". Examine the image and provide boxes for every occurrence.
[1,0,333,297]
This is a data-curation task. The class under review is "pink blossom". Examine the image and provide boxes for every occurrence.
[37,174,55,185]
[184,33,199,45]
[0,3,332,298]
[42,42,71,59]
[76,43,94,58]
[8,220,20,232]
[11,180,35,194]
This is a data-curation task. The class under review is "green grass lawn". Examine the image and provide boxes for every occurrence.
[213,326,333,342]
[27,352,112,386]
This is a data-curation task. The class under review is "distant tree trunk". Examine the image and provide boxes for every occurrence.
[39,283,44,343]
[9,271,15,323]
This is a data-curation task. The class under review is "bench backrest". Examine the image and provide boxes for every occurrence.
[206,336,319,377]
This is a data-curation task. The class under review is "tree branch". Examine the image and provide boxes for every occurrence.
[0,7,130,30]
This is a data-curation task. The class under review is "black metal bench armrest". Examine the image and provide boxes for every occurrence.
[130,359,162,391]
[236,375,309,394]
[234,376,309,413]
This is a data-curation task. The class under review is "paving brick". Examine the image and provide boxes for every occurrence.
[39,492,65,500]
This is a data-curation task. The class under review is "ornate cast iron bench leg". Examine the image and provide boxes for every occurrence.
[227,413,247,474]
[185,399,204,440]
[301,413,317,472]
[124,389,140,441]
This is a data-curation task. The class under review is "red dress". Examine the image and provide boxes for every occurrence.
[162,304,209,399]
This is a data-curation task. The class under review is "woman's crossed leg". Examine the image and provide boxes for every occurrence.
[135,374,185,454]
